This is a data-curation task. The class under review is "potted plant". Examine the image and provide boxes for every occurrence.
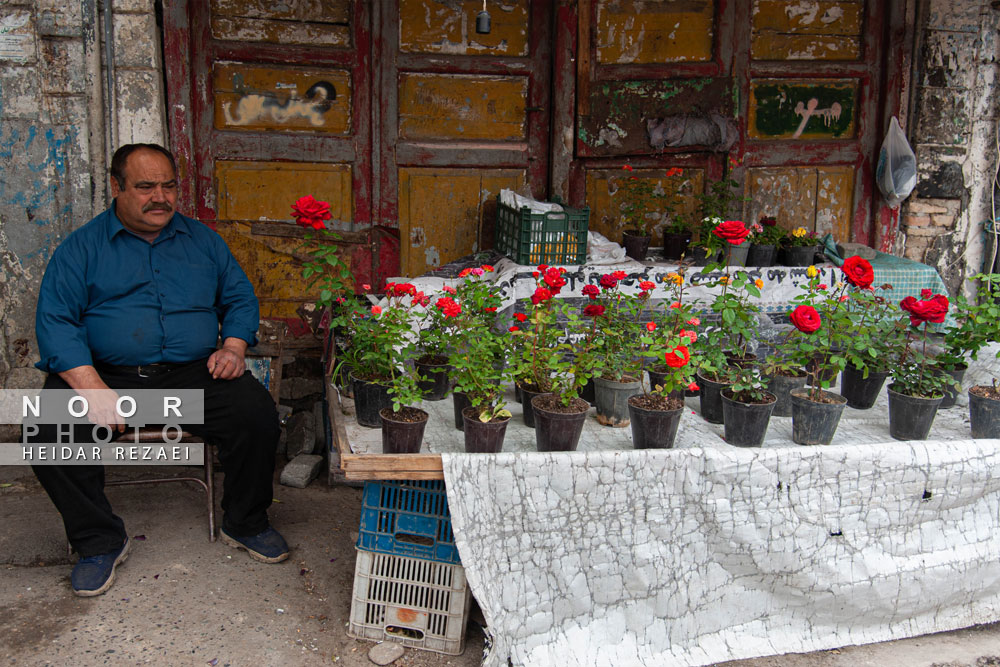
[614,165,685,261]
[886,290,955,440]
[721,365,777,447]
[782,273,852,445]
[746,216,784,266]
[779,226,821,266]
[839,257,906,408]
[413,292,457,401]
[509,265,596,450]
[643,269,702,393]
[936,273,1000,408]
[343,281,429,434]
[630,323,699,449]
[292,195,356,386]
[691,169,751,266]
[586,270,652,427]
[446,264,514,451]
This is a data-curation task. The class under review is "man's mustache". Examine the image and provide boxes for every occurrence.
[143,202,173,212]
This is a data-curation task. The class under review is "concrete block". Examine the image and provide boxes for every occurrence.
[279,454,323,488]
[114,69,166,144]
[112,12,158,69]
[285,411,315,459]
[916,87,971,147]
[40,38,85,94]
[35,0,82,37]
[836,243,876,261]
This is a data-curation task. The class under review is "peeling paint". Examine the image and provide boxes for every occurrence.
[424,245,440,267]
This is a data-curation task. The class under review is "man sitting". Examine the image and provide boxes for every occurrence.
[30,143,287,597]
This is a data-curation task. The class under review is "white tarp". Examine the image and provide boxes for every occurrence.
[441,441,1000,666]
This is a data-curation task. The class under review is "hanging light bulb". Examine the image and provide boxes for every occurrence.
[476,0,491,34]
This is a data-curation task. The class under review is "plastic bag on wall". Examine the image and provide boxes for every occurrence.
[875,117,917,207]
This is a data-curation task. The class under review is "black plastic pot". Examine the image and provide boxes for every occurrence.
[696,371,732,424]
[779,245,820,267]
[351,373,392,428]
[790,388,847,446]
[621,231,651,261]
[532,396,588,452]
[767,373,808,417]
[593,376,642,427]
[627,398,683,449]
[839,364,889,410]
[937,364,967,409]
[662,232,692,261]
[725,240,751,267]
[462,407,509,453]
[646,367,684,402]
[415,358,451,401]
[690,246,721,266]
[969,389,1000,439]
[452,390,472,430]
[518,384,551,429]
[379,407,428,453]
[747,243,776,267]
[887,386,942,441]
[721,390,776,447]
[580,377,596,404]
[726,352,758,370]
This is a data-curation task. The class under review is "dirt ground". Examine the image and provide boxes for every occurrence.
[2,463,1000,667]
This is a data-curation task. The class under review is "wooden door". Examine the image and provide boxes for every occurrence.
[165,0,372,319]
[377,1,553,276]
[568,0,893,246]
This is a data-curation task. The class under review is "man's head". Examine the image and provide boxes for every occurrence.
[109,144,178,240]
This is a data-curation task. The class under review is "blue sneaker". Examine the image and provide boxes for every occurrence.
[220,526,289,563]
[71,537,130,597]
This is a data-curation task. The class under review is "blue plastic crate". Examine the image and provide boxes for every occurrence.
[357,480,459,565]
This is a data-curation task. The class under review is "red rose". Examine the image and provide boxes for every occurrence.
[646,322,656,332]
[531,287,552,305]
[841,256,874,289]
[638,280,655,291]
[712,220,750,245]
[790,305,821,333]
[612,270,627,281]
[759,216,777,227]
[599,274,618,289]
[291,195,331,230]
[664,345,690,368]
[582,284,599,299]
[513,312,527,322]
[900,294,949,326]
[435,296,461,318]
[583,304,605,317]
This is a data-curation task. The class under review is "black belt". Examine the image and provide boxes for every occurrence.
[95,361,191,378]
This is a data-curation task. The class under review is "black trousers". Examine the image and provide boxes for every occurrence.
[28,359,280,557]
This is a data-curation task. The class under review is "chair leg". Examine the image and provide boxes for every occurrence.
[205,443,216,542]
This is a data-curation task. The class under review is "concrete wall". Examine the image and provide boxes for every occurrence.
[901,0,1000,294]
[0,0,165,390]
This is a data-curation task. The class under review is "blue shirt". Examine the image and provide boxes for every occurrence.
[35,205,259,372]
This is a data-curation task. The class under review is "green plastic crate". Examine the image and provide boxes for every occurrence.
[494,196,589,266]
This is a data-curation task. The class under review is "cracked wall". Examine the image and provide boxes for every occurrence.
[902,1,1000,295]
[0,1,165,390]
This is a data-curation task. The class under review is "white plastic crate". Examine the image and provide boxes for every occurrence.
[348,548,471,655]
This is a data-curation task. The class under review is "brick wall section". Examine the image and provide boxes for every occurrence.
[900,198,961,262]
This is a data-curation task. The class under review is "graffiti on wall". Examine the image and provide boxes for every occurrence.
[749,79,856,140]
[213,64,351,134]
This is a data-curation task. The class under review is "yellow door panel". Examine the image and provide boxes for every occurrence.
[399,167,525,277]
[214,63,351,134]
[398,73,528,141]
[816,166,854,241]
[595,0,714,64]
[215,160,352,223]
[585,168,704,246]
[399,0,529,56]
[215,221,354,320]
[746,167,819,232]
[210,0,350,46]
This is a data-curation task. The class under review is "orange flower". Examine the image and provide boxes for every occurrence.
[754,279,764,289]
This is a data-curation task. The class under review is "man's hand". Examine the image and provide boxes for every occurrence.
[208,338,248,380]
[58,366,125,432]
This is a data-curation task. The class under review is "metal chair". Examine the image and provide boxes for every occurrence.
[105,321,286,541]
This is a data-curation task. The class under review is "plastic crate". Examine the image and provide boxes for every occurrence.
[348,548,471,655]
[495,196,589,266]
[357,480,459,565]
